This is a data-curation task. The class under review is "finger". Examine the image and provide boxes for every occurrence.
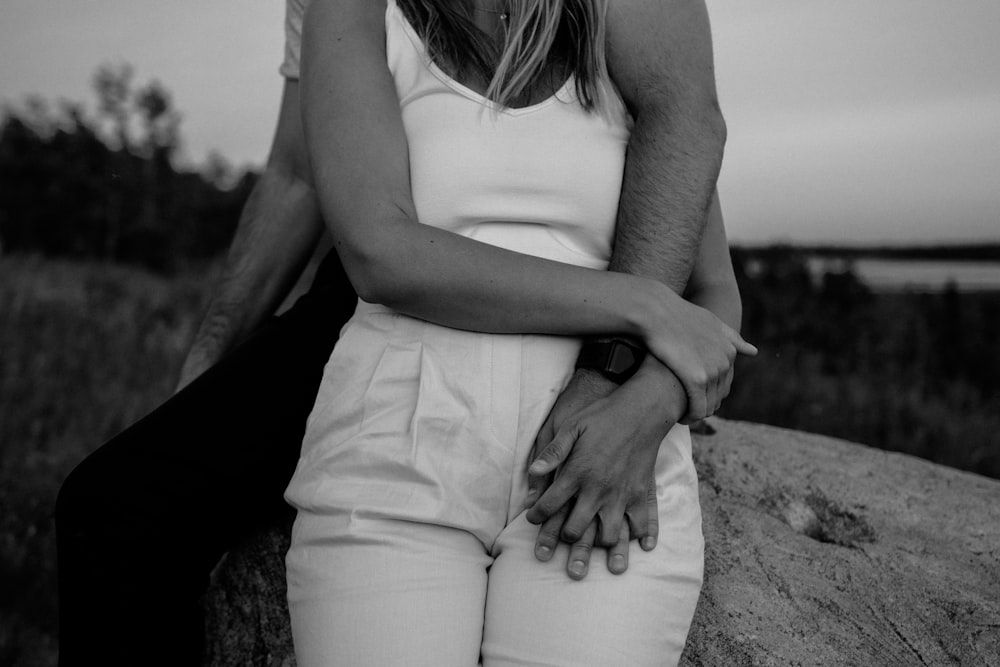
[720,365,734,402]
[597,504,626,548]
[560,495,599,544]
[527,426,555,466]
[711,360,727,415]
[534,506,568,562]
[566,521,598,580]
[522,470,554,512]
[681,369,708,422]
[606,522,631,575]
[529,407,558,467]
[706,368,719,419]
[625,502,648,542]
[528,425,578,478]
[641,479,659,551]
[525,414,559,510]
[734,333,758,356]
[691,388,709,422]
[526,475,578,524]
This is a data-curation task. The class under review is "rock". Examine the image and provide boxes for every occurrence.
[203,420,1000,666]
[683,420,1000,666]
[203,520,295,667]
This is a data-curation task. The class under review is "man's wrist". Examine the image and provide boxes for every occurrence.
[575,337,647,384]
[570,366,620,396]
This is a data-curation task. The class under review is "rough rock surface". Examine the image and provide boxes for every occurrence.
[203,420,1000,666]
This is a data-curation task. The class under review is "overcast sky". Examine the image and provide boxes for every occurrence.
[2,0,998,244]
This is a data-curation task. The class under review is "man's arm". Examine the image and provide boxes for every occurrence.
[525,0,739,576]
[176,81,323,390]
[573,0,731,416]
[606,0,726,288]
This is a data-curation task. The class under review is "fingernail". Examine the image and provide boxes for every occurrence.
[528,460,546,475]
[611,555,626,572]
[535,545,552,560]
[569,560,587,578]
[641,537,656,550]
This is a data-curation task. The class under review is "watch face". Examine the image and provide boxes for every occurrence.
[575,338,645,383]
[608,341,640,375]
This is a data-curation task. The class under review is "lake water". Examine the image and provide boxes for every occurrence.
[806,258,1000,292]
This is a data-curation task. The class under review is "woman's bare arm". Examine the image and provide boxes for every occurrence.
[683,192,742,331]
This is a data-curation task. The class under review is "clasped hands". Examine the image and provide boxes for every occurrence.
[523,307,754,579]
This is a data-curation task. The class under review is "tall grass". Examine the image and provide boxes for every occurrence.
[0,256,211,666]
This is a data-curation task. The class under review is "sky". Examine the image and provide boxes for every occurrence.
[1,0,998,244]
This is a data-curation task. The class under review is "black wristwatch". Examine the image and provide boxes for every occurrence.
[575,337,647,384]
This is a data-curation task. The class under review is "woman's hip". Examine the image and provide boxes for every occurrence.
[285,300,582,540]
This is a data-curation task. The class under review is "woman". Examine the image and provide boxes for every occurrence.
[284,0,752,664]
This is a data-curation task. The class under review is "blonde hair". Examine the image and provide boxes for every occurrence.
[398,0,609,111]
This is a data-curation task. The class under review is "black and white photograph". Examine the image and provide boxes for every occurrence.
[1,0,998,665]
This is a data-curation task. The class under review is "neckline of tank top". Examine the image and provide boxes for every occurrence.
[388,0,575,116]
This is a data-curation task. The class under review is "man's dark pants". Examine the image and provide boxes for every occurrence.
[55,253,356,666]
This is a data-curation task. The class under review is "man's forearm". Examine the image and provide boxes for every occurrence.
[580,110,725,413]
[608,117,724,291]
[605,0,726,294]
[179,167,321,388]
[611,187,741,417]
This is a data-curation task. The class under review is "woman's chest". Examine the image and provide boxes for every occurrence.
[400,90,629,264]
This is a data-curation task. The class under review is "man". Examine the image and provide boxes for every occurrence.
[56,0,741,663]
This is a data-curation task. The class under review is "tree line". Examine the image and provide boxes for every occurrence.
[0,64,255,272]
[726,247,1000,479]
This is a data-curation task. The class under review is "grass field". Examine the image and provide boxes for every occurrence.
[0,256,212,666]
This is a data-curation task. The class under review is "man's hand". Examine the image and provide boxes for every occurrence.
[175,347,215,393]
[524,362,686,579]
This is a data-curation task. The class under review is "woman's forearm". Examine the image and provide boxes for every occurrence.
[686,279,742,333]
[343,209,674,340]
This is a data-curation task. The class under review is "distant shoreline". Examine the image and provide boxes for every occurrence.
[733,242,1000,263]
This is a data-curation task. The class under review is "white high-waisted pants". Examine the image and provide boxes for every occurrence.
[284,302,704,666]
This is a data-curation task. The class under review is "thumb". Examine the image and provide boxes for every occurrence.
[528,424,579,477]
[529,410,557,468]
[641,478,659,551]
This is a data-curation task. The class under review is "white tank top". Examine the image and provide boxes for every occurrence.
[385,0,632,270]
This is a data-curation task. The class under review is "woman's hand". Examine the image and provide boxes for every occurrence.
[641,286,756,422]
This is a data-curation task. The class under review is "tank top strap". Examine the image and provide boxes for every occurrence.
[384,0,432,104]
